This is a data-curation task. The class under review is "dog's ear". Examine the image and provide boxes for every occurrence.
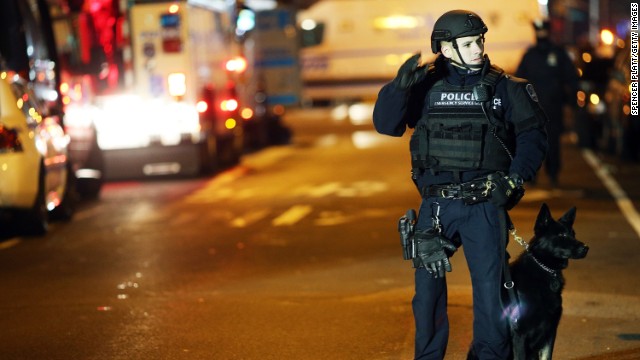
[559,206,577,228]
[534,203,553,234]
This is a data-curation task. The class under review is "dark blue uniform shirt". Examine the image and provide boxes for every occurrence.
[373,57,547,190]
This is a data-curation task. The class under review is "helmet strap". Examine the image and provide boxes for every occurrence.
[451,38,484,71]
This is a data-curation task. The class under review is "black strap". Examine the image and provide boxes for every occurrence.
[497,206,520,330]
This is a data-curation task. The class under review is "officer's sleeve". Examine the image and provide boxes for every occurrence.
[510,128,547,181]
[505,78,549,181]
[372,82,412,137]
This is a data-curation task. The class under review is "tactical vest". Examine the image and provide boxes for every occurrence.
[410,65,514,175]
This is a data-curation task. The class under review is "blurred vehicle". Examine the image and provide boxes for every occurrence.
[297,0,543,105]
[233,7,299,149]
[572,45,614,149]
[48,0,248,180]
[1,0,105,198]
[0,70,75,236]
[603,37,636,160]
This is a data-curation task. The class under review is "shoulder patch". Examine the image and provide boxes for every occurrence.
[525,83,539,102]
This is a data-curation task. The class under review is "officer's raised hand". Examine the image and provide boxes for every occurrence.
[488,172,525,210]
[393,53,427,90]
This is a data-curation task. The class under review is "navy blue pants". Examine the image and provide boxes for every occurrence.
[412,198,511,360]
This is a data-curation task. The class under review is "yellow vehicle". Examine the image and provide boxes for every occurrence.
[0,71,74,236]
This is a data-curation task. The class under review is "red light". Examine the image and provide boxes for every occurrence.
[0,126,22,152]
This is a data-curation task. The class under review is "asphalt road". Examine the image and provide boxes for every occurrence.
[1,108,639,359]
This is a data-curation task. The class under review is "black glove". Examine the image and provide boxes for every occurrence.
[393,53,427,90]
[414,229,457,278]
[488,172,525,210]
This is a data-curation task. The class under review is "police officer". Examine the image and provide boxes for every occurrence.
[373,10,548,360]
[516,19,578,187]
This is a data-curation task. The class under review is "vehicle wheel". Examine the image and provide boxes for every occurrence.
[50,162,77,222]
[21,163,48,236]
[76,141,104,199]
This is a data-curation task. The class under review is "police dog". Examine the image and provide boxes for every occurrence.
[506,203,589,360]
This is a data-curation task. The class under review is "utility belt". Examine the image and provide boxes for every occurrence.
[421,177,492,205]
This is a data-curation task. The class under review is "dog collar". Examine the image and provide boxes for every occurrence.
[530,254,558,277]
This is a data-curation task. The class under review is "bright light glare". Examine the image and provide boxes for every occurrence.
[237,9,255,32]
[94,95,201,150]
[225,118,237,129]
[331,104,348,122]
[590,93,600,105]
[301,19,317,31]
[221,99,238,111]
[351,131,391,149]
[600,29,614,45]
[168,73,186,97]
[348,103,373,125]
[373,15,420,30]
[226,57,248,73]
[241,107,253,119]
[196,100,208,113]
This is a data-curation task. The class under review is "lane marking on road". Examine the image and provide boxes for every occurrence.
[272,205,312,226]
[307,182,343,197]
[231,209,270,228]
[582,149,640,238]
[0,238,21,250]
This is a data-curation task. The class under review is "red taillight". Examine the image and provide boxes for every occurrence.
[0,125,22,152]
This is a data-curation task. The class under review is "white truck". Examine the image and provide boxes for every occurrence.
[298,0,544,104]
[93,0,244,178]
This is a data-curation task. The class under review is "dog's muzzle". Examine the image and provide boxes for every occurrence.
[573,244,589,259]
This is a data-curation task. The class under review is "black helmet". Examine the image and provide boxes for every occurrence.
[431,10,488,54]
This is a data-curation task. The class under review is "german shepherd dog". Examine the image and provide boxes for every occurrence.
[506,203,589,359]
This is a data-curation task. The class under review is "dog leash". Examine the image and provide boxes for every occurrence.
[510,226,558,277]
[497,208,521,330]
[510,227,528,250]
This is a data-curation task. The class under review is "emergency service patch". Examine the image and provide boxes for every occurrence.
[525,84,539,102]
[430,90,482,107]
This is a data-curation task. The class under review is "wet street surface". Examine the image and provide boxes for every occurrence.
[1,108,640,359]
